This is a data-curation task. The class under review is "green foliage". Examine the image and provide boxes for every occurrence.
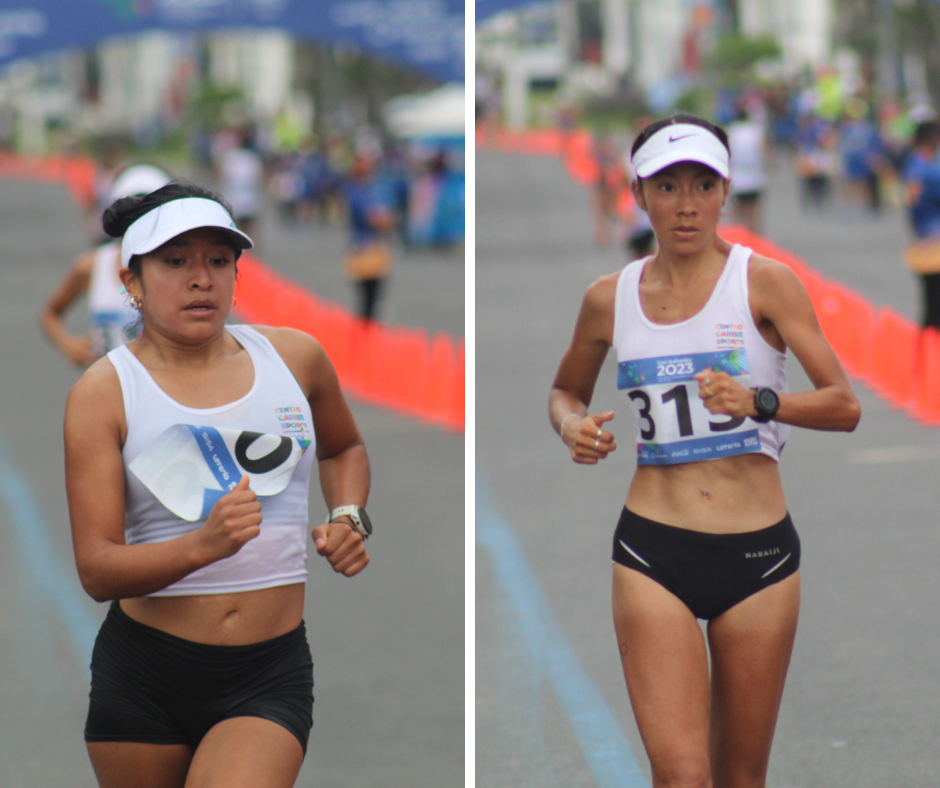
[708,33,782,85]
[579,103,647,135]
[188,83,246,128]
[674,86,713,116]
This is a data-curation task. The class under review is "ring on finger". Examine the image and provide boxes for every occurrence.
[595,438,600,450]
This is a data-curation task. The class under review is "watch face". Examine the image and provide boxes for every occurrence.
[757,388,779,414]
[357,507,374,536]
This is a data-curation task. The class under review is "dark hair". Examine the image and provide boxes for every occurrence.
[630,113,730,159]
[102,182,239,276]
[913,120,940,148]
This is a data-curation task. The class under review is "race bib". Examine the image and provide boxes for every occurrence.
[618,350,761,465]
[129,425,310,521]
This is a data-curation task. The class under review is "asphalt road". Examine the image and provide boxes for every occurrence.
[476,149,940,788]
[0,176,464,787]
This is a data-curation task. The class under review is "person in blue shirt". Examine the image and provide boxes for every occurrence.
[902,119,940,328]
[341,154,395,321]
[794,114,837,213]
[839,104,885,215]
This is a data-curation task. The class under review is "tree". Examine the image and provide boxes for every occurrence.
[707,33,782,88]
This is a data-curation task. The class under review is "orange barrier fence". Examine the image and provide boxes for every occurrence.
[234,253,465,432]
[480,125,940,427]
[720,225,940,427]
[0,151,96,207]
[477,125,599,185]
[0,152,464,433]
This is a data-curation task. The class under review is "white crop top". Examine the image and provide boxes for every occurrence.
[613,244,788,466]
[108,324,317,596]
[88,241,139,358]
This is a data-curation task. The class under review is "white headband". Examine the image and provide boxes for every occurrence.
[121,197,253,267]
[631,123,729,179]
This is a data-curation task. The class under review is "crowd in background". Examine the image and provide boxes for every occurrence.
[87,121,464,252]
[578,69,940,330]
[80,118,464,321]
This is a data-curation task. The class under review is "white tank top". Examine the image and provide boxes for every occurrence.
[88,242,139,357]
[613,244,788,466]
[107,324,317,597]
[728,121,766,193]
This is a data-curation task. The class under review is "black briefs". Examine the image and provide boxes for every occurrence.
[612,507,800,620]
[85,602,314,753]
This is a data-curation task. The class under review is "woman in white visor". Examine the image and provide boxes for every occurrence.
[64,182,372,788]
[549,115,860,788]
[41,164,172,364]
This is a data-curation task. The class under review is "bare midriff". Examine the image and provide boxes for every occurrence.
[119,583,305,645]
[625,452,787,534]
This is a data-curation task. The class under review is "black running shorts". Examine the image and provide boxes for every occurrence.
[85,602,314,753]
[612,507,800,620]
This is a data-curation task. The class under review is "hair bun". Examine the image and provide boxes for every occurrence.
[101,195,144,238]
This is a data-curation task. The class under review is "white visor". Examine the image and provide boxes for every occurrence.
[121,197,253,267]
[109,164,172,203]
[632,122,729,179]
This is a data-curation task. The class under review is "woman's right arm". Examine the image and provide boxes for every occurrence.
[549,273,619,464]
[40,251,97,366]
[65,362,263,601]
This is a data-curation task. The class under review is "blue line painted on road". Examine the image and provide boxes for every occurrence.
[476,475,649,788]
[0,437,99,663]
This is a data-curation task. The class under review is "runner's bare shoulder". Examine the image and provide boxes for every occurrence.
[65,355,126,440]
[249,325,329,397]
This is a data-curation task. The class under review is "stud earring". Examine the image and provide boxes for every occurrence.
[130,295,142,310]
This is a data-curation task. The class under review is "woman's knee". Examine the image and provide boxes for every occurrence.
[651,755,711,788]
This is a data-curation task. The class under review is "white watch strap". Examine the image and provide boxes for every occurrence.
[329,505,359,521]
[329,505,369,538]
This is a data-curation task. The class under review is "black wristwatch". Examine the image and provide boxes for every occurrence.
[751,387,780,423]
[328,505,373,539]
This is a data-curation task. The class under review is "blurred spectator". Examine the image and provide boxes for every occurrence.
[214,125,265,241]
[341,153,395,321]
[838,99,886,217]
[477,71,502,136]
[794,114,837,213]
[592,134,625,246]
[87,141,125,243]
[271,136,339,228]
[270,148,308,226]
[727,108,767,234]
[878,101,916,209]
[382,143,411,246]
[622,117,655,261]
[902,119,940,329]
[408,147,463,248]
[41,164,172,365]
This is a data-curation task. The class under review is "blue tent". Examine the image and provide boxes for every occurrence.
[0,0,464,81]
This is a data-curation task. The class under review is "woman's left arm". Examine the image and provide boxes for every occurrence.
[261,326,371,576]
[696,257,861,432]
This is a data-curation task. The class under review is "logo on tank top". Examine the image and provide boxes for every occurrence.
[129,424,310,521]
[275,405,311,437]
[715,323,745,349]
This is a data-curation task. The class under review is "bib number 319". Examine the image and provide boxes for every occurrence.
[629,384,744,441]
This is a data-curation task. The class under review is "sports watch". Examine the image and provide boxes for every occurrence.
[751,387,780,423]
[328,505,373,539]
